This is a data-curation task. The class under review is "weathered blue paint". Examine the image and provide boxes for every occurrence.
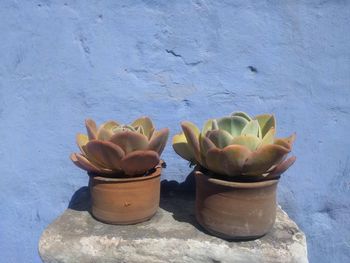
[0,1,349,262]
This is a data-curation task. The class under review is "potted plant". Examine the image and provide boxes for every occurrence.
[173,112,296,240]
[70,117,169,224]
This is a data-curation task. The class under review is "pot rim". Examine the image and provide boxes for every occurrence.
[90,164,162,183]
[195,170,278,189]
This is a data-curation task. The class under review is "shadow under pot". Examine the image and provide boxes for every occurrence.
[89,165,162,225]
[195,170,279,240]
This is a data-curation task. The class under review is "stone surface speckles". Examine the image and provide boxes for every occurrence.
[39,188,308,263]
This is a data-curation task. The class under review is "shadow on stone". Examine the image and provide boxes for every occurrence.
[68,186,90,212]
[160,170,196,196]
[159,171,204,231]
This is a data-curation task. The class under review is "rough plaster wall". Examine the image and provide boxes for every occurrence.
[0,1,349,262]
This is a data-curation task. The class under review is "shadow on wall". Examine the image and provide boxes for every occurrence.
[159,171,201,230]
[68,186,91,212]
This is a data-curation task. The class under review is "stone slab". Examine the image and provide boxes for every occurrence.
[39,187,308,263]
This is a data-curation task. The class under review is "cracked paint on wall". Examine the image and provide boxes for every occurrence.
[0,1,349,262]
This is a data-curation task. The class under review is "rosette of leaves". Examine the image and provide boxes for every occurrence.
[173,112,296,180]
[70,117,169,177]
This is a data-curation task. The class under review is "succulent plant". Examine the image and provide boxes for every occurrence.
[173,112,296,180]
[70,117,169,177]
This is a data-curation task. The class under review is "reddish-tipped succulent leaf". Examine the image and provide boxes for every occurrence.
[71,117,169,177]
[172,112,296,180]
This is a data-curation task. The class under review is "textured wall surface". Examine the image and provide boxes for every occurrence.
[0,1,349,262]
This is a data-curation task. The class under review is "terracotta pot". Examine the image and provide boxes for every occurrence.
[89,166,161,224]
[195,170,279,240]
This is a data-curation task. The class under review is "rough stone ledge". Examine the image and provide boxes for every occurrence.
[39,187,308,263]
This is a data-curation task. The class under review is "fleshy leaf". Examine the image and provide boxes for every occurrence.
[172,133,195,162]
[136,125,145,136]
[241,119,260,136]
[109,131,149,154]
[200,135,216,155]
[204,148,227,175]
[255,114,276,137]
[231,135,262,151]
[198,134,215,167]
[100,120,120,131]
[261,128,276,145]
[81,144,106,168]
[274,133,296,151]
[97,127,114,141]
[206,145,251,176]
[70,153,101,173]
[280,133,296,146]
[242,144,290,176]
[217,116,248,137]
[131,117,154,139]
[202,119,213,136]
[181,121,201,164]
[207,129,233,149]
[231,111,252,121]
[97,121,120,140]
[85,119,97,140]
[274,139,291,150]
[113,125,136,133]
[85,140,125,170]
[211,119,219,130]
[148,128,169,155]
[76,133,89,154]
[70,153,114,174]
[267,156,296,179]
[121,150,160,176]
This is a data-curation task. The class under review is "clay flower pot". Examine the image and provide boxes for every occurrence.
[172,112,296,240]
[70,117,170,225]
[89,165,162,224]
[195,170,279,240]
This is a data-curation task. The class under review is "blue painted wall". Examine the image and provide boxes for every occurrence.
[0,1,349,262]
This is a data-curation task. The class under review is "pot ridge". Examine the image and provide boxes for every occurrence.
[195,170,278,240]
[89,165,162,225]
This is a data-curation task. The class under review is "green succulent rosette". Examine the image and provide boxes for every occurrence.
[71,117,169,176]
[173,112,296,180]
